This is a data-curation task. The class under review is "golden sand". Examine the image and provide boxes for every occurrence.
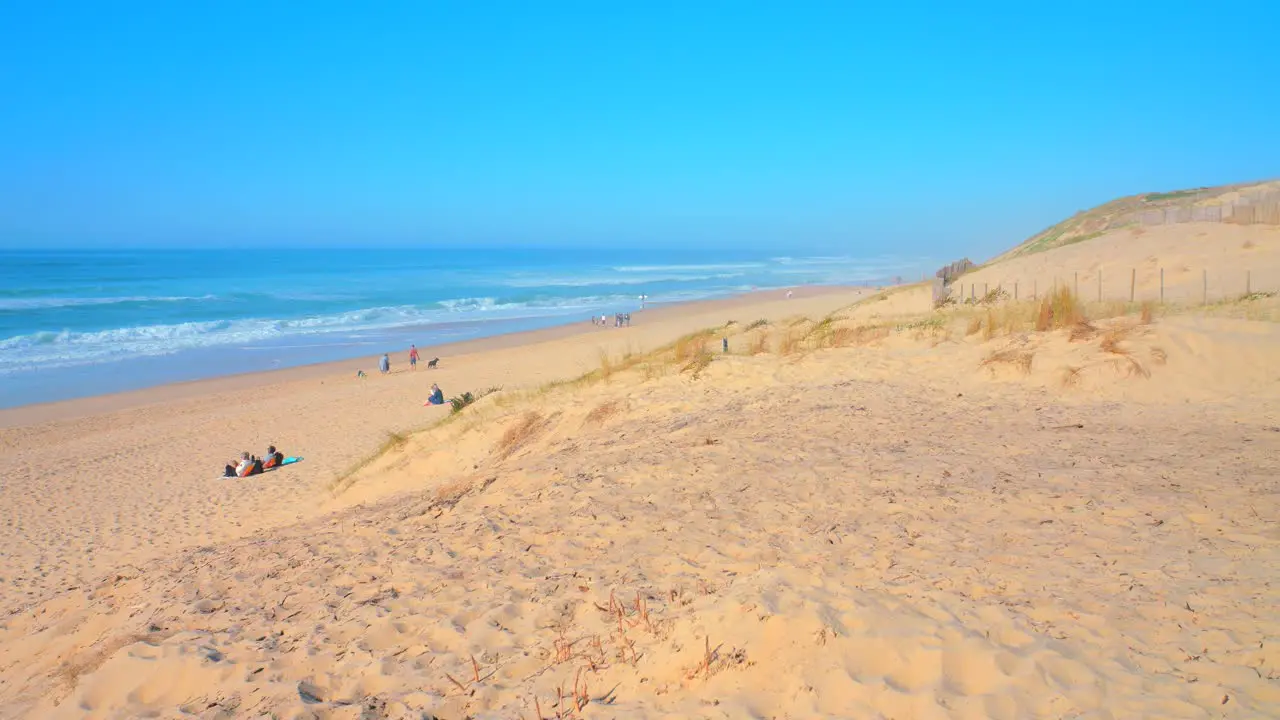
[2,227,1280,718]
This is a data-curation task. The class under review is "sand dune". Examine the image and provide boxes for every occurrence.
[3,222,1280,718]
[956,223,1280,306]
[2,285,1279,717]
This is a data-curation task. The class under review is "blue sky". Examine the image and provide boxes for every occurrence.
[1,1,1277,258]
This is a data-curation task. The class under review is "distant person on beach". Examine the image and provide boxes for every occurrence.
[786,290,793,299]
[425,383,445,406]
[379,353,390,374]
[409,345,419,369]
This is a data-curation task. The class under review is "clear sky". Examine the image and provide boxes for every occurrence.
[1,1,1277,259]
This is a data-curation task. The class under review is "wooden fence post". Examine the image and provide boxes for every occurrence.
[1130,268,1136,303]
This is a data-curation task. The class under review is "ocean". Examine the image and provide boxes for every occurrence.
[0,248,926,408]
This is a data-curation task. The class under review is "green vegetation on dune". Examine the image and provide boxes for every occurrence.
[1142,189,1205,202]
[996,180,1276,261]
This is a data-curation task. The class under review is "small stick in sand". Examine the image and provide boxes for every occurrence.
[445,672,467,693]
[471,654,480,683]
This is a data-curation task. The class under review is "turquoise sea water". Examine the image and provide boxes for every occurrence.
[0,248,926,407]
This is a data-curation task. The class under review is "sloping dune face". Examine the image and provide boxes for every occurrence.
[4,322,1277,719]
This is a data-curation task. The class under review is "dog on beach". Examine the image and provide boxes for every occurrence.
[427,358,439,369]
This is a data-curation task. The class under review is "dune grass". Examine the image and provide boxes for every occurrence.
[495,411,548,460]
[328,430,412,494]
[585,400,621,425]
[980,349,1035,374]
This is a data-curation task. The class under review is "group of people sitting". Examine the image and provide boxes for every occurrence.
[224,445,286,478]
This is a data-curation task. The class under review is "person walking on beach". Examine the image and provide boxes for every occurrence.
[409,344,419,370]
[379,353,390,374]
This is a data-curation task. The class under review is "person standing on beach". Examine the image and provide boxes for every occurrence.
[379,353,390,374]
[409,344,419,370]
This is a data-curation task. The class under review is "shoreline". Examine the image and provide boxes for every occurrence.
[0,284,875,612]
[0,284,859,427]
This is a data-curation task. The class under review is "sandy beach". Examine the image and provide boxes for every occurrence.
[0,286,866,612]
[2,223,1280,718]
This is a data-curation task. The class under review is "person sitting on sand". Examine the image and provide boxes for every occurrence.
[225,452,252,478]
[425,383,445,406]
[262,445,284,469]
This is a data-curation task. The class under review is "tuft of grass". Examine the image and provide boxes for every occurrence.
[805,317,836,348]
[980,287,1009,305]
[449,387,500,414]
[745,319,769,331]
[1139,302,1154,324]
[1035,286,1085,331]
[965,316,983,336]
[828,326,857,347]
[981,348,1034,374]
[981,309,996,341]
[681,345,715,378]
[674,330,714,363]
[330,430,412,493]
[1099,327,1131,355]
[1113,356,1151,379]
[1068,321,1099,342]
[585,400,620,425]
[899,316,946,332]
[433,477,475,506]
[597,348,617,382]
[748,331,769,355]
[1060,365,1083,388]
[852,325,891,345]
[777,328,805,356]
[495,411,547,460]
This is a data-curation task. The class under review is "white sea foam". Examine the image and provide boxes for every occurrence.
[610,263,767,273]
[0,295,636,373]
[0,295,217,310]
[501,272,746,288]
